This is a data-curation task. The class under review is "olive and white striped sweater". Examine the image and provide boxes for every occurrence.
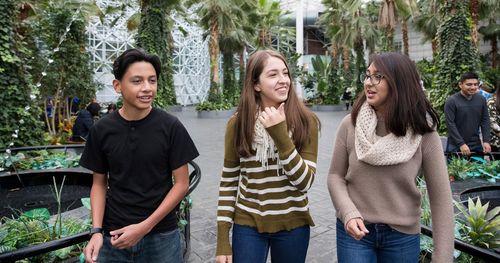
[216,116,319,256]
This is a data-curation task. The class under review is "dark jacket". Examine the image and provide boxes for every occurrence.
[72,109,94,141]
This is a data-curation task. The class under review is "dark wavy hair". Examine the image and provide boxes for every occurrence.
[351,52,439,136]
[235,50,318,157]
[112,48,161,80]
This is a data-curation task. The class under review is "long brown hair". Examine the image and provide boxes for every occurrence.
[351,52,439,136]
[235,50,317,157]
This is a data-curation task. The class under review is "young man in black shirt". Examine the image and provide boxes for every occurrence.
[80,48,199,262]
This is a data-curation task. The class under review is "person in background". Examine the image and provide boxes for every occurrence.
[71,102,101,142]
[328,52,454,262]
[444,72,491,156]
[80,48,199,263]
[478,81,493,100]
[215,50,319,263]
[102,103,117,117]
[487,82,500,159]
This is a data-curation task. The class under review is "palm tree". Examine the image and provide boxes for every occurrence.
[478,0,500,68]
[218,1,255,104]
[378,0,417,53]
[470,0,479,48]
[254,0,286,48]
[413,0,442,56]
[192,0,235,99]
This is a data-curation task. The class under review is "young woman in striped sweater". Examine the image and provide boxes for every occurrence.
[215,50,319,263]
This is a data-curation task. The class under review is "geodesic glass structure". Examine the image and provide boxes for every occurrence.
[87,1,209,105]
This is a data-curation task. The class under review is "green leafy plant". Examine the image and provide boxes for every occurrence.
[447,156,500,182]
[455,198,500,249]
[0,150,80,172]
[447,156,475,181]
[195,100,233,111]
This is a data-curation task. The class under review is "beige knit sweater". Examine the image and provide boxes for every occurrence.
[328,115,454,262]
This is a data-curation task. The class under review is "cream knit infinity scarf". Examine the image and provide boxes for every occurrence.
[252,119,278,168]
[355,102,422,166]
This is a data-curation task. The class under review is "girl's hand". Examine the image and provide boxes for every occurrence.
[258,103,285,128]
[345,218,369,240]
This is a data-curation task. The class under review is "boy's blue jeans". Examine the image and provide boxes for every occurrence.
[336,219,419,263]
[97,228,182,263]
[232,224,310,263]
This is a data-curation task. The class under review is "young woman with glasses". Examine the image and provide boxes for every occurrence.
[328,52,454,262]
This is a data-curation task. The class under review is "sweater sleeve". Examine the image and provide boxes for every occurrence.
[216,118,240,256]
[444,96,465,146]
[421,131,455,262]
[266,116,319,192]
[327,116,363,225]
[481,97,491,143]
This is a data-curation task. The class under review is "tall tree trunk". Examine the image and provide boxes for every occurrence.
[331,44,338,69]
[209,16,220,94]
[402,19,409,56]
[431,39,438,57]
[386,27,394,51]
[469,0,479,48]
[342,45,350,71]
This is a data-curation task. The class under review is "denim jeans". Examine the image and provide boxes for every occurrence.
[232,224,310,263]
[98,228,182,263]
[336,219,419,263]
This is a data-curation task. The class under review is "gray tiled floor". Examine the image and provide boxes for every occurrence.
[172,107,348,263]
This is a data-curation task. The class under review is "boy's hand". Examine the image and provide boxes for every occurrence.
[84,234,103,263]
[258,103,286,128]
[110,223,149,249]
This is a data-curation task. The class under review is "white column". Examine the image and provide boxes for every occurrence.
[295,0,304,98]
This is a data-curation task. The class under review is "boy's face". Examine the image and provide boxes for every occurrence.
[113,61,157,112]
[459,78,479,97]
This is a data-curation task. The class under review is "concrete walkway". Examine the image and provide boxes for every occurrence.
[171,107,349,263]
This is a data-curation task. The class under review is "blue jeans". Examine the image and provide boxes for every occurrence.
[98,228,182,263]
[336,219,419,263]
[232,224,310,263]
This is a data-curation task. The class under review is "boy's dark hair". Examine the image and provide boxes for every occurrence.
[459,72,479,83]
[112,48,161,80]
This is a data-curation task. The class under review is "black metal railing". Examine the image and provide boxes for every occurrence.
[0,145,201,263]
[421,224,500,262]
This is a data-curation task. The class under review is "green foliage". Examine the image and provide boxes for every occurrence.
[222,53,239,106]
[0,0,44,148]
[455,198,500,249]
[416,59,436,92]
[32,4,100,106]
[447,156,500,182]
[0,207,90,262]
[177,196,192,231]
[431,2,480,134]
[305,55,340,105]
[136,0,177,107]
[195,100,233,111]
[0,150,80,172]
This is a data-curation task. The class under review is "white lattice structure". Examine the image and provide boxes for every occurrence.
[87,1,209,105]
[171,10,210,105]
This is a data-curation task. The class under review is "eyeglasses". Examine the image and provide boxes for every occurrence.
[359,73,384,85]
